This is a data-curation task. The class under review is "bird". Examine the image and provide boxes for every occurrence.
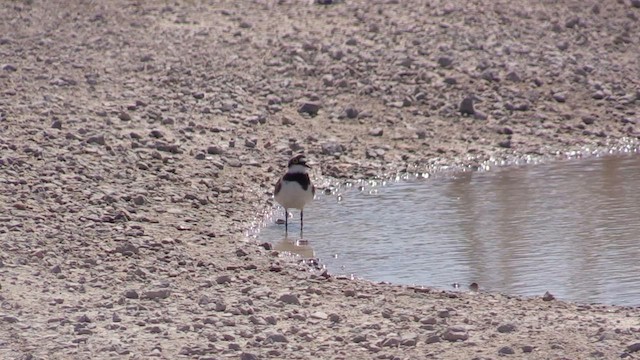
[274,154,315,234]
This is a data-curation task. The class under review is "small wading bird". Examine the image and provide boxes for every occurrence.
[274,154,315,234]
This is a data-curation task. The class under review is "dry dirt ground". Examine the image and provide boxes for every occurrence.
[1,0,640,359]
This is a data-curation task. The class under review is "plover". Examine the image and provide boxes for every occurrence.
[274,154,315,233]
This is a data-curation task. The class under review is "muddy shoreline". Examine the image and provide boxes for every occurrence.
[2,0,640,359]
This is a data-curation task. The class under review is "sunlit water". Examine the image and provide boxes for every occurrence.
[259,155,640,306]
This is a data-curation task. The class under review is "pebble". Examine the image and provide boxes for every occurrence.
[437,56,454,68]
[352,334,367,343]
[310,311,328,320]
[442,326,469,342]
[119,111,131,121]
[459,96,475,115]
[51,120,62,129]
[522,345,534,353]
[380,337,401,347]
[298,102,320,116]
[240,353,258,360]
[499,346,515,355]
[207,145,224,155]
[278,293,300,305]
[216,275,232,284]
[542,291,555,301]
[142,289,171,300]
[86,134,106,145]
[124,289,139,299]
[552,92,567,103]
[321,142,343,155]
[343,105,359,119]
[368,128,383,137]
[627,343,640,353]
[266,333,288,343]
[425,335,441,344]
[2,64,17,72]
[497,323,517,333]
[50,265,61,274]
[498,139,512,149]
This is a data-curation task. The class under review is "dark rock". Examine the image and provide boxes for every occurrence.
[343,106,359,119]
[206,145,224,155]
[522,345,534,353]
[260,242,273,250]
[352,334,367,343]
[552,93,566,103]
[51,120,62,129]
[124,289,139,299]
[278,293,300,305]
[149,130,164,138]
[266,333,288,343]
[459,96,475,115]
[499,346,515,355]
[437,56,454,68]
[497,323,516,333]
[298,102,320,116]
[582,116,596,125]
[240,353,259,360]
[426,335,441,344]
[632,0,640,8]
[216,275,232,284]
[86,135,106,145]
[50,265,61,274]
[119,111,131,121]
[627,343,640,353]
[142,289,171,300]
[115,242,139,255]
[542,291,555,301]
[498,139,512,148]
[2,64,17,72]
[442,326,468,342]
[380,337,401,347]
[193,92,205,99]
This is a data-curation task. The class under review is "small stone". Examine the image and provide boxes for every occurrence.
[420,317,437,325]
[506,71,521,82]
[425,335,441,344]
[310,312,328,320]
[86,134,106,145]
[216,275,232,284]
[499,346,515,355]
[321,142,343,155]
[119,111,131,121]
[552,92,566,102]
[50,265,61,274]
[542,291,555,301]
[278,293,300,305]
[380,337,401,348]
[442,326,469,342]
[51,120,62,129]
[592,91,605,100]
[627,343,640,353]
[437,56,453,68]
[498,139,512,148]
[281,116,295,125]
[459,96,475,115]
[206,145,224,155]
[235,248,249,257]
[582,116,596,125]
[352,334,367,343]
[522,345,534,353]
[632,0,640,8]
[2,64,17,72]
[124,290,139,299]
[142,289,171,300]
[298,102,320,116]
[244,138,257,148]
[260,242,273,250]
[437,310,450,318]
[193,92,205,99]
[132,195,146,206]
[343,106,359,119]
[149,130,164,138]
[266,333,288,343]
[556,41,569,51]
[240,353,258,360]
[497,324,516,333]
[368,128,383,137]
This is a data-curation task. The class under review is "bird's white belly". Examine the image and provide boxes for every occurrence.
[275,181,313,210]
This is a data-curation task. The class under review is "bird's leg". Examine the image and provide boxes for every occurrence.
[284,208,288,233]
[300,209,304,235]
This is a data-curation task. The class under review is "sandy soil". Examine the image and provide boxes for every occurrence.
[1,0,640,359]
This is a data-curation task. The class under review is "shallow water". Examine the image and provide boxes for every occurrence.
[259,155,640,306]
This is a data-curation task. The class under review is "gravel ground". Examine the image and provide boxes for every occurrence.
[1,0,640,359]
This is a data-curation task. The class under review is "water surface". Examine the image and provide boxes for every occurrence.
[259,155,640,306]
